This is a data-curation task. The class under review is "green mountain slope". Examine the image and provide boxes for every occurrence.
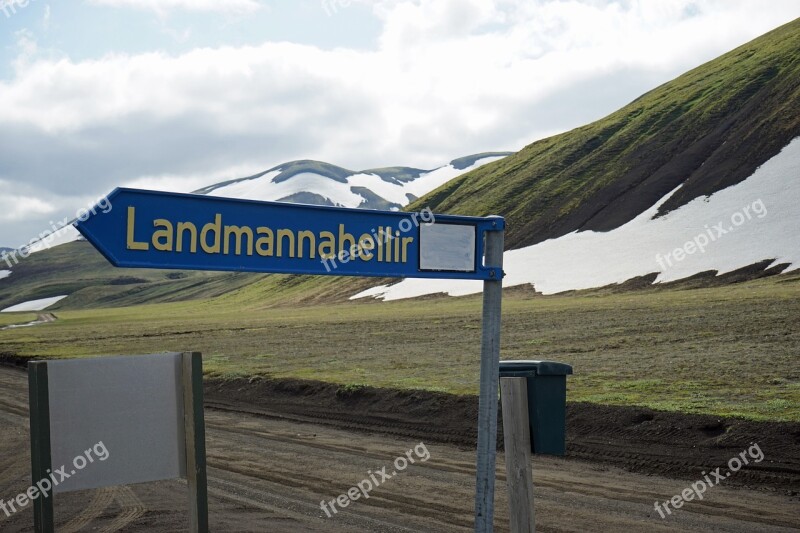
[0,241,263,311]
[412,19,800,249]
[0,239,392,311]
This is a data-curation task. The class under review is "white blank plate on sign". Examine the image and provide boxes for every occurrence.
[46,353,186,493]
[420,223,476,272]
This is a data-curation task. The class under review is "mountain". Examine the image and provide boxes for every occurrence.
[357,19,800,300]
[0,153,510,311]
[195,153,512,210]
[4,20,800,309]
[0,249,11,278]
[414,19,800,249]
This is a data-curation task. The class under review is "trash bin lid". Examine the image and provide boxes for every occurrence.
[499,360,573,377]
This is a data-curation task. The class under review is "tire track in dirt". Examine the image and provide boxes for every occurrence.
[205,418,479,478]
[209,460,475,530]
[1,367,798,532]
[100,486,146,532]
[0,398,29,419]
[206,399,476,447]
[204,411,480,532]
[60,487,116,533]
[207,475,423,533]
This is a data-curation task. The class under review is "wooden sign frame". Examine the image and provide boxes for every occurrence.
[28,352,208,533]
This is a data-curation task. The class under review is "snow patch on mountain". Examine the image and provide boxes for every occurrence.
[1,295,68,312]
[206,155,509,209]
[0,270,9,280]
[207,170,360,205]
[353,137,800,301]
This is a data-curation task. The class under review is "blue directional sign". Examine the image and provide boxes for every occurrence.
[75,188,505,280]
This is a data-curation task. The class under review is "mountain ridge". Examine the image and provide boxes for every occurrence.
[194,152,512,211]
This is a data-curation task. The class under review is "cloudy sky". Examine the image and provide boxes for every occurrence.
[0,0,798,247]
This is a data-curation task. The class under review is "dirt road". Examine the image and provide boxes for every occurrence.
[0,366,797,532]
[0,314,57,331]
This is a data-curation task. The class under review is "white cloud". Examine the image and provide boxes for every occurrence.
[86,0,261,15]
[4,1,796,142]
[0,183,56,222]
[0,0,799,245]
[0,178,123,246]
[121,163,268,193]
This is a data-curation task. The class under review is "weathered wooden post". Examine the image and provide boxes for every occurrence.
[501,377,535,532]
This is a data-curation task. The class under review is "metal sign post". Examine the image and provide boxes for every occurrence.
[475,219,504,532]
[75,188,506,530]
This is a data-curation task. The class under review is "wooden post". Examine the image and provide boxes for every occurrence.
[182,352,209,533]
[28,361,54,533]
[501,377,535,532]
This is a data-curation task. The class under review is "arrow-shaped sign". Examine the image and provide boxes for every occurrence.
[75,188,504,280]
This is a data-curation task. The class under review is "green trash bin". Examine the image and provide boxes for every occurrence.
[499,360,573,456]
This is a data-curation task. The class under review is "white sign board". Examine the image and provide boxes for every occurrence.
[45,353,187,493]
[419,223,477,272]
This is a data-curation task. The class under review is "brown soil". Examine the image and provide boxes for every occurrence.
[1,365,798,532]
[205,377,800,495]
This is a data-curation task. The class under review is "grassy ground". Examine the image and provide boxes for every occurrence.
[0,274,798,422]
[0,312,37,327]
